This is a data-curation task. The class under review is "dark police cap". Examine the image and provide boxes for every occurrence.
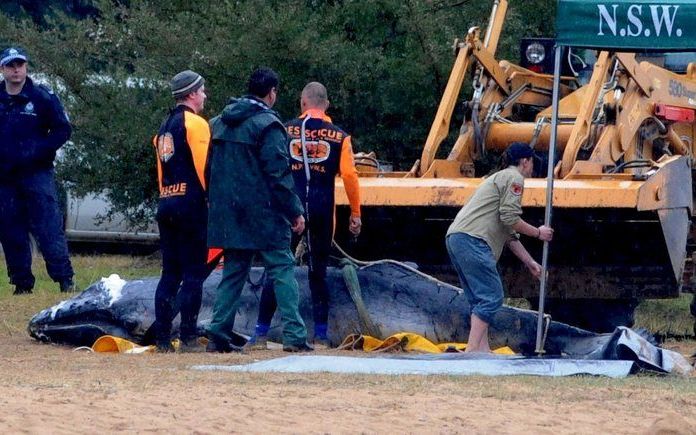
[1,47,28,66]
[506,142,534,160]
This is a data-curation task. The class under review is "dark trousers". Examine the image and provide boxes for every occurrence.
[256,210,332,337]
[0,170,73,289]
[153,209,208,343]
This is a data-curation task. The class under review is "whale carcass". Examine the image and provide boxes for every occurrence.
[28,261,692,374]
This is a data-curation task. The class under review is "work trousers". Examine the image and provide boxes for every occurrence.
[152,209,208,343]
[446,232,504,325]
[256,210,332,337]
[208,248,307,346]
[0,169,73,289]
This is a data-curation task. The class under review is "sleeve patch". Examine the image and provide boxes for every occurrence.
[511,182,523,196]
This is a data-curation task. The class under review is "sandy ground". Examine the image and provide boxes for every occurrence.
[1,336,695,434]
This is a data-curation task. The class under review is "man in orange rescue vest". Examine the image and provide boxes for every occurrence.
[251,81,361,347]
[151,70,210,353]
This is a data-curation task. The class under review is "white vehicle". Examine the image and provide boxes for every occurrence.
[64,191,159,246]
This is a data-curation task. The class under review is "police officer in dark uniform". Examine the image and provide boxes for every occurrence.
[0,47,75,295]
[151,70,211,352]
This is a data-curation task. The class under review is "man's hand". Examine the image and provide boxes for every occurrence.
[349,216,362,236]
[537,225,554,242]
[527,260,542,279]
[291,215,305,234]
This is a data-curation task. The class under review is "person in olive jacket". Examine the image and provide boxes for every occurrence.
[205,67,313,353]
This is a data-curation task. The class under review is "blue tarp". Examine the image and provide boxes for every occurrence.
[192,355,636,378]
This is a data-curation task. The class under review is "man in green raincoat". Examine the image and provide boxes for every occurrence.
[205,68,313,352]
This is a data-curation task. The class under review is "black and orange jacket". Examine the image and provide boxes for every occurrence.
[152,105,210,217]
[286,109,360,218]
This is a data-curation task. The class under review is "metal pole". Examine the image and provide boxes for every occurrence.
[535,45,563,355]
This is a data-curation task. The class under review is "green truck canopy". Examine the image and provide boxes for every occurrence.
[556,0,696,50]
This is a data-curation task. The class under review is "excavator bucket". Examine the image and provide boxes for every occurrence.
[336,155,692,301]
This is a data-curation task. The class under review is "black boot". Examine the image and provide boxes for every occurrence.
[179,337,206,353]
[206,338,245,353]
[59,280,76,293]
[13,285,32,295]
[155,341,175,353]
[283,341,315,353]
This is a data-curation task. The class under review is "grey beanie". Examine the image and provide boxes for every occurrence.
[170,70,204,99]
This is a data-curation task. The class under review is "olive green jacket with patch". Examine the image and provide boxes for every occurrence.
[207,97,304,250]
[446,166,524,260]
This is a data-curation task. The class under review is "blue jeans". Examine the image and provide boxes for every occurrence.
[446,233,503,325]
[0,169,73,289]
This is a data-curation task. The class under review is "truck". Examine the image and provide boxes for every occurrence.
[334,0,696,332]
[63,190,159,248]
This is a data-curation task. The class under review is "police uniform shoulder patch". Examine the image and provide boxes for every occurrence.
[511,182,523,196]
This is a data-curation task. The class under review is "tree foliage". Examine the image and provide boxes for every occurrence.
[0,0,555,226]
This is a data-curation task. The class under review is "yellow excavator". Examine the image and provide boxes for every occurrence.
[334,0,695,332]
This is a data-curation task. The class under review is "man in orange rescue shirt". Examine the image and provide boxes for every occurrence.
[250,82,361,347]
[151,70,210,353]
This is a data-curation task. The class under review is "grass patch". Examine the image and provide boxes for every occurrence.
[0,254,160,337]
[636,294,694,338]
[0,253,161,295]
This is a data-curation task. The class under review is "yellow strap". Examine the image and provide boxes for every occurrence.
[343,332,515,355]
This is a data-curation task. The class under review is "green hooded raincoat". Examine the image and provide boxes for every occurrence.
[207,97,304,250]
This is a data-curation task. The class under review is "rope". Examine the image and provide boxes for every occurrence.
[374,336,410,353]
[331,240,463,294]
[300,115,314,272]
[341,262,383,339]
[330,240,467,341]
[336,334,364,351]
[246,270,266,289]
